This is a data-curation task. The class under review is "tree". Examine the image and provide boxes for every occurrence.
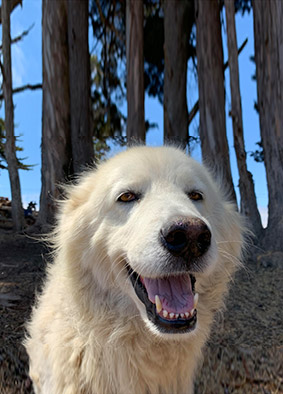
[38,0,72,227]
[0,23,42,101]
[89,0,127,152]
[224,0,262,236]
[126,0,145,144]
[0,0,22,23]
[68,0,94,173]
[163,0,192,148]
[0,5,42,230]
[195,0,236,202]
[88,0,251,153]
[38,0,96,228]
[2,0,24,231]
[0,118,33,171]
[253,0,283,251]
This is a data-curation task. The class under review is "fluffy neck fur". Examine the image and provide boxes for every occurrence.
[39,258,210,394]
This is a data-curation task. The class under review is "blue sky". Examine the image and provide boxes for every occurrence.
[0,1,267,226]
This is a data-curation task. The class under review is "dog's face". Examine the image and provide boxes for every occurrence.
[62,146,243,339]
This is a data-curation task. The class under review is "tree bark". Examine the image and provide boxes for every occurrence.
[0,0,22,23]
[164,0,191,149]
[225,0,262,236]
[126,0,145,145]
[195,0,236,202]
[38,0,72,227]
[187,38,248,127]
[2,0,24,231]
[68,0,94,173]
[253,0,283,251]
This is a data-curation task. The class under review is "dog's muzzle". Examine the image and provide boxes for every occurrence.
[126,218,212,334]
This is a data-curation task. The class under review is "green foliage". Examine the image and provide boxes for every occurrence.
[88,0,253,157]
[144,1,164,103]
[143,0,196,104]
[89,0,126,154]
[249,141,264,163]
[89,0,161,157]
[234,0,252,15]
[91,54,126,146]
[0,117,33,172]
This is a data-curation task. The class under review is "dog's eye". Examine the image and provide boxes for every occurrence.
[187,191,203,201]
[118,192,138,203]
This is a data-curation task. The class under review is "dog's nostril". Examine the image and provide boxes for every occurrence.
[161,227,188,253]
[197,229,211,254]
[160,218,211,259]
[166,230,187,248]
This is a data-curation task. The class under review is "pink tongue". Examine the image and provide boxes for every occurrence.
[142,275,194,314]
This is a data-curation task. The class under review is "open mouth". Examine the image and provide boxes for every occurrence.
[127,267,198,334]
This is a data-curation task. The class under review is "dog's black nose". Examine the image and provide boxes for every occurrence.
[160,218,211,259]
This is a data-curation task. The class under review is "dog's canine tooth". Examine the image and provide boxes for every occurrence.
[190,308,195,316]
[155,295,162,313]
[163,309,168,318]
[194,293,199,309]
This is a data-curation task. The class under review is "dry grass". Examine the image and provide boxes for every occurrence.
[0,229,282,393]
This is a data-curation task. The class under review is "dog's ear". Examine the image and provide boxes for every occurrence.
[51,170,100,250]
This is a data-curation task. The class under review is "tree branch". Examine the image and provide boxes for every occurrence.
[0,23,35,51]
[0,59,4,80]
[188,38,248,126]
[0,83,42,100]
[94,0,124,42]
[188,101,199,126]
[223,37,248,71]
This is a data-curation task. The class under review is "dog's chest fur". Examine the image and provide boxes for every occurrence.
[73,318,201,394]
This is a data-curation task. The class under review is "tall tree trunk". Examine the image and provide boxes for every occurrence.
[2,0,24,231]
[68,0,94,173]
[126,0,145,145]
[253,0,283,251]
[164,0,191,149]
[38,0,72,227]
[225,0,262,237]
[0,0,22,24]
[195,0,237,202]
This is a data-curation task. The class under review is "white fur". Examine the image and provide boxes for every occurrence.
[25,146,245,394]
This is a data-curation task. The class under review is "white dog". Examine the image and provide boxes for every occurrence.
[25,146,244,394]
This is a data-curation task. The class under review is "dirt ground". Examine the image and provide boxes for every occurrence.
[0,228,282,394]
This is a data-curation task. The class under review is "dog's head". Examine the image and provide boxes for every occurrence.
[57,146,244,339]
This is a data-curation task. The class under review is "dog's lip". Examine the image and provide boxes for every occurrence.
[126,266,198,334]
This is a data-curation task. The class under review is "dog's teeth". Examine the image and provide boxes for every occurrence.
[190,308,195,316]
[185,312,190,318]
[169,313,175,319]
[180,313,184,318]
[175,313,179,318]
[194,293,199,309]
[163,309,168,318]
[155,295,162,313]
